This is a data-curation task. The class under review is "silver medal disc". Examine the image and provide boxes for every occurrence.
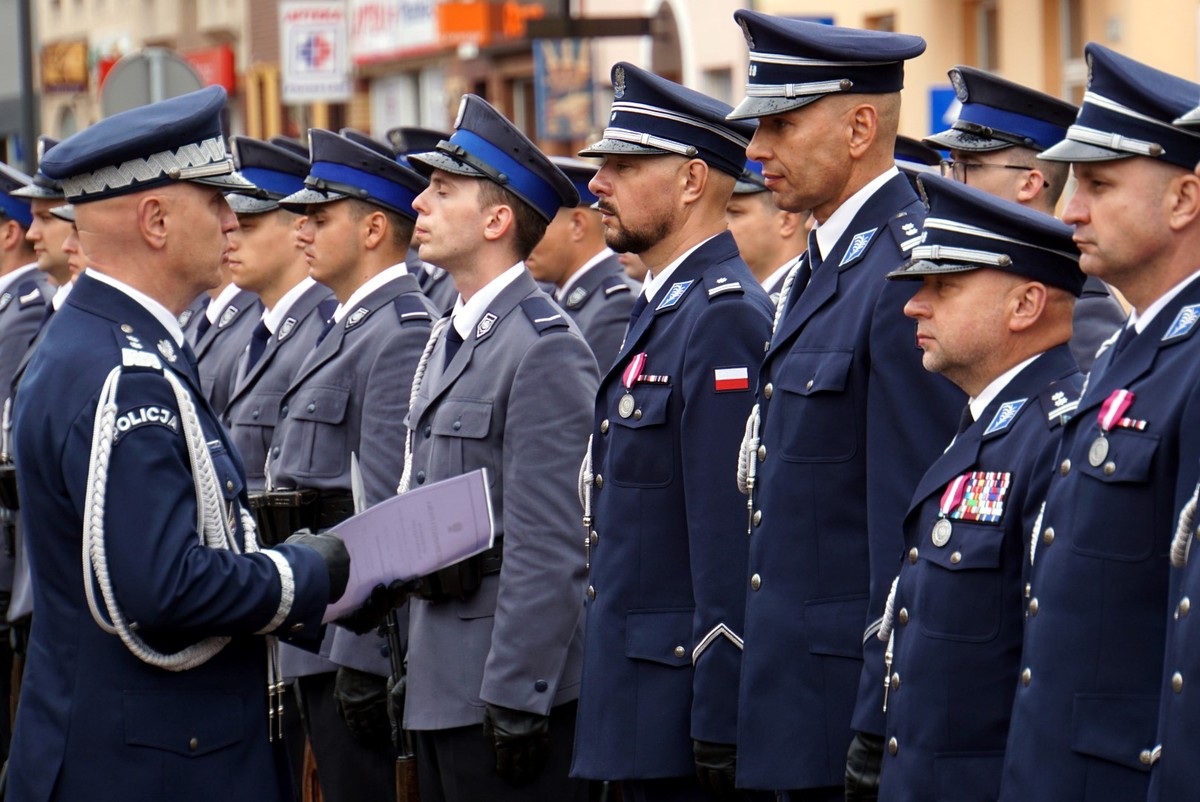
[618,393,636,419]
[932,518,952,547]
[1088,435,1109,467]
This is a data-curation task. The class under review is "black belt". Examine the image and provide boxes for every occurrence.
[415,540,504,602]
[247,489,355,546]
[0,463,18,512]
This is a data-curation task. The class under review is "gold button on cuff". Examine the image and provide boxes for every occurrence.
[1021,668,1032,686]
[600,420,609,434]
[673,646,686,658]
[898,608,909,625]
[908,547,919,564]
[950,551,962,565]
[887,737,898,756]
[1173,672,1184,693]
[750,573,762,591]
[1042,527,1055,546]
[1060,459,1071,476]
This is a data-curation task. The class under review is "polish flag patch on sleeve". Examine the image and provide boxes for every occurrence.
[714,366,750,392]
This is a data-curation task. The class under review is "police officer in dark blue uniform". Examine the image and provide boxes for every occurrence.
[525,155,636,371]
[223,136,335,491]
[723,13,965,800]
[8,85,349,802]
[569,63,773,802]
[925,65,1124,373]
[873,175,1084,801]
[998,45,1200,802]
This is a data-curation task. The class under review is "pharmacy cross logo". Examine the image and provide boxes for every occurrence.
[298,33,334,72]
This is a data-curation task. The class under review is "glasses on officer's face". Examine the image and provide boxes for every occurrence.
[939,159,1035,183]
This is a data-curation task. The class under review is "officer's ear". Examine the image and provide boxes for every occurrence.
[0,219,21,251]
[846,102,881,159]
[679,158,710,205]
[1015,169,1048,206]
[481,202,515,244]
[569,208,590,241]
[136,195,169,250]
[1167,171,1200,232]
[1007,280,1047,333]
[361,209,388,250]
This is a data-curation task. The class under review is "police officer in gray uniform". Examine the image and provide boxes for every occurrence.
[390,126,460,314]
[401,94,596,801]
[526,156,635,371]
[266,127,436,802]
[194,262,262,412]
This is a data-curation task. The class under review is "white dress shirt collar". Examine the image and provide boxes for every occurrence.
[86,268,186,347]
[451,262,526,340]
[812,166,901,264]
[205,281,244,325]
[332,263,408,324]
[642,234,718,302]
[263,276,317,335]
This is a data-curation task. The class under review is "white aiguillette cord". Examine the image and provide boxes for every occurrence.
[82,351,287,740]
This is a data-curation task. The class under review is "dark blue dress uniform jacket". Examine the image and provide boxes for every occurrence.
[571,232,773,780]
[878,344,1081,801]
[1000,278,1200,802]
[224,282,335,490]
[7,273,330,802]
[736,174,964,790]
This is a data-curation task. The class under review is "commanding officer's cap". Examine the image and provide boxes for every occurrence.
[0,162,33,228]
[11,136,65,200]
[550,156,599,206]
[280,129,428,220]
[1040,44,1200,169]
[888,174,1083,296]
[728,10,926,121]
[579,62,755,179]
[925,66,1077,153]
[408,94,578,221]
[227,137,311,215]
[733,159,767,195]
[40,86,255,203]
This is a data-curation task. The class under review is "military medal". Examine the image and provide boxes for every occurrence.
[619,352,648,419]
[932,518,953,547]
[1091,389,1135,466]
[934,474,970,547]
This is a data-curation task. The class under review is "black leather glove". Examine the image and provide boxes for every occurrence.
[844,731,885,802]
[387,671,407,751]
[694,740,743,801]
[335,579,419,635]
[482,703,550,787]
[285,531,350,602]
[334,666,391,749]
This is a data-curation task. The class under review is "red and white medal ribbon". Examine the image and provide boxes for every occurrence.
[932,473,970,547]
[623,352,647,390]
[1097,389,1134,433]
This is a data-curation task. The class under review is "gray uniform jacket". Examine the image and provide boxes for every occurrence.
[403,269,598,730]
[269,272,435,676]
[559,253,636,373]
[223,282,336,491]
[1071,275,1126,373]
[194,288,262,414]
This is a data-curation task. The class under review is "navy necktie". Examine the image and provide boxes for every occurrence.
[315,317,336,346]
[194,314,212,342]
[628,292,649,327]
[444,323,465,369]
[956,404,975,436]
[246,321,270,371]
[1111,323,1137,357]
[36,303,54,335]
[181,341,201,378]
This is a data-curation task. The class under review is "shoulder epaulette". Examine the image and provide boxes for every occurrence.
[703,267,746,301]
[1039,380,1081,429]
[600,274,632,298]
[393,293,434,326]
[16,280,46,309]
[520,296,570,334]
[887,213,923,254]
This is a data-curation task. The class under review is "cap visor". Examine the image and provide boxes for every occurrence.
[1175,108,1200,128]
[278,186,348,213]
[886,259,983,281]
[10,183,65,200]
[726,94,823,122]
[733,179,768,194]
[1038,138,1133,163]
[407,150,485,179]
[226,193,280,215]
[49,204,75,222]
[577,138,671,158]
[191,172,259,193]
[923,129,1011,153]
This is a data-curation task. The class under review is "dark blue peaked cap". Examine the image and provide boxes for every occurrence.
[888,173,1083,296]
[40,86,254,203]
[1040,44,1200,169]
[409,94,578,222]
[387,126,448,156]
[11,136,65,200]
[579,62,756,179]
[269,136,310,160]
[0,163,33,228]
[927,66,1077,153]
[279,128,428,220]
[227,136,310,215]
[550,157,599,206]
[340,128,396,158]
[728,10,926,121]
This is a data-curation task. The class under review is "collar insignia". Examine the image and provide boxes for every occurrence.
[839,228,878,267]
[984,398,1027,436]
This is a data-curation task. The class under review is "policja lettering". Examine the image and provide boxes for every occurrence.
[114,405,180,437]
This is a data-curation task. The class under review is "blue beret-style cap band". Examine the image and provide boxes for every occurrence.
[240,166,306,199]
[308,161,419,219]
[0,196,31,228]
[446,129,561,219]
[955,103,1068,151]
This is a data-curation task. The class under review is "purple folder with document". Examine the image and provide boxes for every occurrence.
[323,468,495,622]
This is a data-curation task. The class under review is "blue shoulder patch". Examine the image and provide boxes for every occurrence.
[838,227,878,268]
[393,293,433,326]
[520,296,570,335]
[1162,303,1200,343]
[984,398,1028,436]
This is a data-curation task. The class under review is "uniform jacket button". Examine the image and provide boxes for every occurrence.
[908,547,918,564]
[673,646,686,658]
[1180,597,1191,618]
[416,471,426,485]
[590,531,599,546]
[750,573,761,591]
[252,409,260,420]
[1173,672,1184,693]
[587,585,596,601]
[306,402,316,413]
[600,419,609,434]
[1103,461,1116,475]
[752,510,763,526]
[280,405,288,417]
[1060,459,1070,476]
[189,737,199,751]
[594,474,603,489]
[1028,598,1039,616]
[272,447,280,458]
[1140,749,1153,766]
[763,383,773,399]
[898,608,909,625]
[535,679,548,692]
[290,622,304,633]
[225,480,234,492]
[887,737,898,756]
[757,444,766,462]
[1021,668,1032,686]
[423,425,432,438]
[1042,527,1054,546]
[950,551,962,564]
[452,420,462,431]
[890,672,900,690]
